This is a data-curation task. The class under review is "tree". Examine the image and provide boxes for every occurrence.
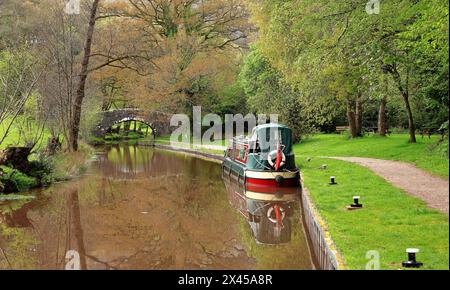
[398,0,449,133]
[378,75,389,137]
[0,0,37,49]
[239,47,310,141]
[0,47,43,147]
[69,0,101,151]
[248,0,448,142]
[25,0,86,146]
[247,0,376,138]
[89,0,251,114]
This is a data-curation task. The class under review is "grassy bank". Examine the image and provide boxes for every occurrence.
[294,134,448,178]
[297,157,449,269]
[0,143,93,195]
[88,130,154,147]
[0,166,39,192]
[49,144,93,181]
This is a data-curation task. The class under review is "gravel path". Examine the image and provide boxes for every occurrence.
[330,157,449,214]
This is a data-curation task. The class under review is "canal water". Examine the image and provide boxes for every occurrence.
[0,144,313,270]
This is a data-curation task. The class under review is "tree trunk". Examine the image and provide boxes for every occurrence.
[402,91,416,143]
[346,100,358,138]
[378,96,387,136]
[355,93,363,136]
[69,0,100,151]
[385,63,416,143]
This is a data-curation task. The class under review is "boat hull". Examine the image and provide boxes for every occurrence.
[222,157,301,195]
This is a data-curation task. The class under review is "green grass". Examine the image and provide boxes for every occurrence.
[298,157,449,270]
[294,134,449,178]
[0,117,52,150]
[0,194,35,201]
[50,144,93,181]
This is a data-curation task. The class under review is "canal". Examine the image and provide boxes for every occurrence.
[0,144,313,270]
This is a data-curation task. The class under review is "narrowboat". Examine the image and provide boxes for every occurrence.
[222,123,301,201]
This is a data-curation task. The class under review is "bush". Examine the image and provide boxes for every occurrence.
[0,165,38,193]
[27,155,54,185]
[104,133,122,141]
[436,137,449,158]
[390,127,409,134]
[430,121,449,158]
[87,136,106,145]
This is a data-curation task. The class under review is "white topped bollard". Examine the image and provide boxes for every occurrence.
[329,176,337,185]
[402,248,423,268]
[347,196,363,210]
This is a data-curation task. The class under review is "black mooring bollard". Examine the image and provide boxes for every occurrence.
[329,176,337,185]
[348,196,363,209]
[402,248,423,268]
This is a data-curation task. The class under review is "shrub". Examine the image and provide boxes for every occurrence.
[390,127,409,134]
[0,165,38,193]
[87,136,105,145]
[27,154,54,185]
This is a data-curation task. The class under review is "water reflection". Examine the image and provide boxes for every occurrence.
[223,177,298,244]
[0,144,313,269]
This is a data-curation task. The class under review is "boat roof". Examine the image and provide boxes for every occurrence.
[253,123,290,130]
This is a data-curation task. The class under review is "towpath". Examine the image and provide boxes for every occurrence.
[329,157,449,214]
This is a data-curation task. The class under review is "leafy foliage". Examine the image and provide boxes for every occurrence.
[0,166,38,193]
[239,47,313,141]
[248,0,448,142]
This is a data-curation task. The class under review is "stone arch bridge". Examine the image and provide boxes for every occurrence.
[92,109,172,138]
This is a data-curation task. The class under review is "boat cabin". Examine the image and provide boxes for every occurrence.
[225,124,296,171]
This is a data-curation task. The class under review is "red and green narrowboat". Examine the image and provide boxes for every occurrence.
[222,123,301,200]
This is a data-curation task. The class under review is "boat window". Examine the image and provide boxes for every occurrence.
[256,127,292,153]
[239,149,245,159]
[265,128,271,142]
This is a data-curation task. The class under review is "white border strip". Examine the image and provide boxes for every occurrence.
[245,191,299,202]
[245,170,298,179]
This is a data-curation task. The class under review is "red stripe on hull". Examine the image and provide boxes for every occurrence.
[246,184,301,195]
[245,177,299,187]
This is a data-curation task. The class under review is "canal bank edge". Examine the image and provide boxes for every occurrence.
[300,175,345,269]
[139,141,345,270]
[139,142,224,164]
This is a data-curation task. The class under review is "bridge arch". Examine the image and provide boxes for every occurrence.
[92,109,172,138]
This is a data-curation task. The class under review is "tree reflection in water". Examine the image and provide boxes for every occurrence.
[0,144,313,269]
